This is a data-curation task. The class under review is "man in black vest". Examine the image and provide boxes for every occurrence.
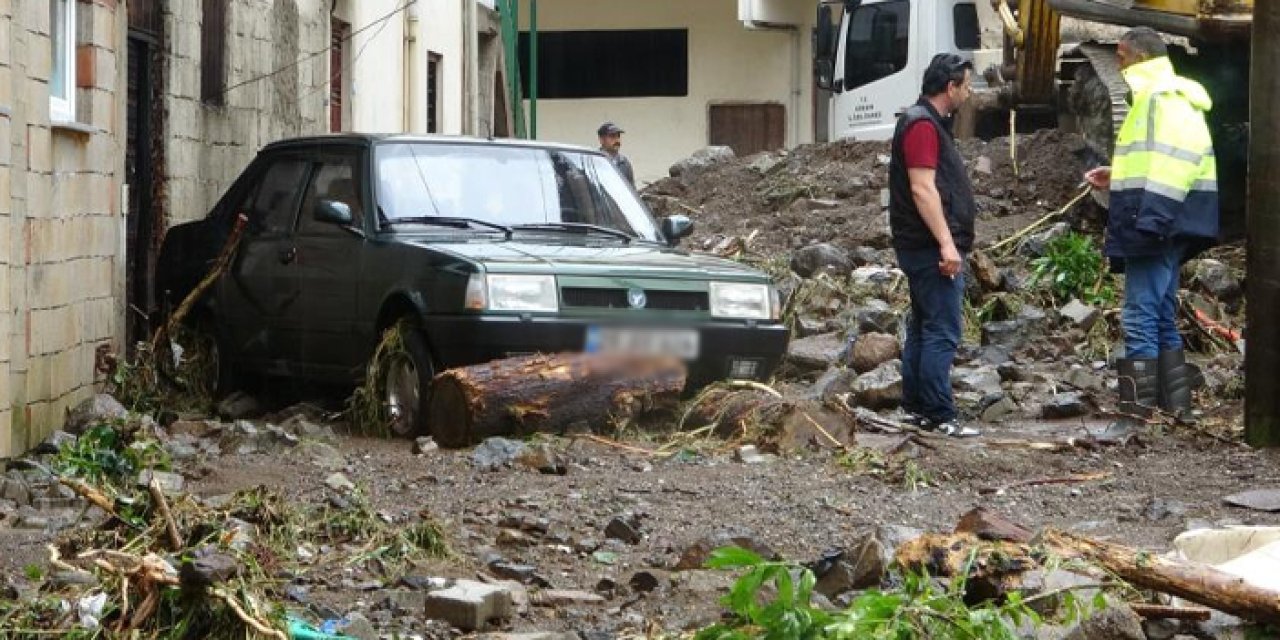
[888,53,980,438]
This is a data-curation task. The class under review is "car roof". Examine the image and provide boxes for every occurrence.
[261,133,604,157]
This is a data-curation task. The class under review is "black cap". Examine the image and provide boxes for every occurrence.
[597,122,625,136]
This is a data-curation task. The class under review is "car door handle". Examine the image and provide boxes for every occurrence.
[279,247,297,264]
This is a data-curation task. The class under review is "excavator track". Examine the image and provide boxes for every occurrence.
[1063,42,1131,161]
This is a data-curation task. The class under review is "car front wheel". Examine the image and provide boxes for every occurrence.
[382,327,434,437]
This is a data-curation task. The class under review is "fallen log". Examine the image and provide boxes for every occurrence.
[1128,603,1212,621]
[1044,529,1280,624]
[426,352,686,448]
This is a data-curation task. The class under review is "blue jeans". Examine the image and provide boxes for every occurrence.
[896,247,964,422]
[1122,245,1185,359]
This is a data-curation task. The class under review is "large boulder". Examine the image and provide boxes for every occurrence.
[848,332,900,373]
[63,394,128,435]
[1188,258,1242,303]
[790,243,852,278]
[785,332,848,375]
[668,146,735,178]
[851,360,903,409]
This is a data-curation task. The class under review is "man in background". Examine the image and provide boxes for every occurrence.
[597,121,635,186]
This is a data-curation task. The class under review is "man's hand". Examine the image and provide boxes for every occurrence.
[938,243,962,278]
[1084,166,1111,190]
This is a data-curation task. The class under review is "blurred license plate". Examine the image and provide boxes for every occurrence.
[585,327,700,359]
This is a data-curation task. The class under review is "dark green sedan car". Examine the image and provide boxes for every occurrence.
[156,135,788,436]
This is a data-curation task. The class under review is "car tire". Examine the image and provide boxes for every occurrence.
[173,318,238,400]
[381,326,435,438]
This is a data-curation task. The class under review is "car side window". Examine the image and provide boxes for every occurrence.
[245,158,309,236]
[297,154,363,237]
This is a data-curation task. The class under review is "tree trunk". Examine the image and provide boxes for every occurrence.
[427,353,686,448]
[1044,529,1280,624]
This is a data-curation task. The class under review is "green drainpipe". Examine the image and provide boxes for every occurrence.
[529,0,538,139]
[497,0,527,138]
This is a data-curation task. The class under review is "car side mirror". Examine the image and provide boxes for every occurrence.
[315,199,354,225]
[814,5,836,91]
[661,215,694,245]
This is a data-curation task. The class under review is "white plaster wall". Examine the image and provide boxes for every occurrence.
[515,0,815,185]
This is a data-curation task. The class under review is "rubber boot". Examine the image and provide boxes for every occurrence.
[1158,349,1194,421]
[1105,357,1159,438]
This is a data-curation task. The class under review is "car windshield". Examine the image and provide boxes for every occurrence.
[375,142,662,242]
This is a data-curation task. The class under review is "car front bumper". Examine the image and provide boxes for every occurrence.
[419,315,790,386]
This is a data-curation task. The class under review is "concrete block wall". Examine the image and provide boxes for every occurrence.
[1,0,128,457]
[162,0,329,226]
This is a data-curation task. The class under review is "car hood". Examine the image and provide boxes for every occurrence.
[406,239,770,282]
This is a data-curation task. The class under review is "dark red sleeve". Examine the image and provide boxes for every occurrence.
[901,120,939,169]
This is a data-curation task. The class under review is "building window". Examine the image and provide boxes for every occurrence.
[331,18,350,131]
[518,30,688,99]
[50,0,76,121]
[202,0,228,105]
[427,53,441,133]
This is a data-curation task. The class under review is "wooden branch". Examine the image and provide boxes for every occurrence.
[1128,603,1212,621]
[148,477,183,551]
[979,472,1111,496]
[59,478,118,518]
[801,411,849,451]
[210,588,288,640]
[1044,529,1280,624]
[988,185,1091,255]
[150,213,249,353]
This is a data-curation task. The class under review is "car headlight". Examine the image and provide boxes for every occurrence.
[710,282,773,320]
[474,274,558,312]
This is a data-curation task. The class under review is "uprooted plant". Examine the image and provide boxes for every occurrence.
[344,322,409,437]
[1028,232,1116,307]
[695,545,1104,639]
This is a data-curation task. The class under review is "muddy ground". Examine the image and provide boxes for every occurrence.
[0,130,1265,639]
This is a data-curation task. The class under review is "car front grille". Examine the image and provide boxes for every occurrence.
[561,287,708,311]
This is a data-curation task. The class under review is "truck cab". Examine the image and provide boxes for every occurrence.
[816,0,982,141]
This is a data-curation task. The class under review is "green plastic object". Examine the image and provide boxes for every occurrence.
[287,618,356,640]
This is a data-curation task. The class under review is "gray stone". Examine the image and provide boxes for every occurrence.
[1144,497,1188,521]
[605,515,643,544]
[851,299,899,335]
[137,470,185,494]
[790,243,852,278]
[1042,392,1088,419]
[1,479,32,506]
[291,440,345,470]
[472,437,528,470]
[215,391,262,420]
[517,443,567,475]
[1189,258,1242,302]
[179,551,241,587]
[34,430,77,454]
[1142,618,1181,640]
[848,332,899,374]
[414,436,438,455]
[1062,602,1145,640]
[32,497,81,512]
[675,530,777,571]
[324,472,356,493]
[969,251,1004,291]
[848,246,881,266]
[384,589,428,615]
[1019,222,1072,258]
[1015,569,1100,616]
[978,345,1014,366]
[63,394,129,435]
[423,580,515,631]
[851,266,898,287]
[747,153,784,175]
[278,414,336,442]
[1059,299,1100,331]
[734,445,771,464]
[952,366,1003,395]
[809,367,859,401]
[333,612,378,640]
[785,332,847,374]
[1222,488,1280,512]
[167,420,219,438]
[49,570,99,588]
[668,146,735,178]
[533,590,605,606]
[981,396,1020,422]
[1065,366,1105,391]
[851,360,903,410]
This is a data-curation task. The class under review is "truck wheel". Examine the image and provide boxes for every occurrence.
[382,327,435,437]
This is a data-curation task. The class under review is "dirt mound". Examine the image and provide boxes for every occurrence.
[643,129,1093,257]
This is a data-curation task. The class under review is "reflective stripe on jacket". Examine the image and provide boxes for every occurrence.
[1105,56,1219,263]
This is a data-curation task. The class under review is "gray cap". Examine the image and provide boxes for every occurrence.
[597,122,625,136]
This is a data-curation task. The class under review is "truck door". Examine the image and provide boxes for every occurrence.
[830,0,914,140]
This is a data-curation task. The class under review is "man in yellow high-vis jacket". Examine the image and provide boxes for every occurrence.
[1084,27,1219,427]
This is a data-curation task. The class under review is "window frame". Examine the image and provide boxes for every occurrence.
[841,0,910,92]
[50,0,76,122]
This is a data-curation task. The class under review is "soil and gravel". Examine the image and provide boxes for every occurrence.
[0,131,1266,639]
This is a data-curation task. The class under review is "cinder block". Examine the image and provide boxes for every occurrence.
[422,580,514,632]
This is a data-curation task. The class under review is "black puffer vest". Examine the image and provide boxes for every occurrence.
[888,99,976,252]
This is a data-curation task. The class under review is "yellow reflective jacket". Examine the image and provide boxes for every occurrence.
[1105,56,1219,262]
